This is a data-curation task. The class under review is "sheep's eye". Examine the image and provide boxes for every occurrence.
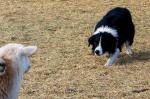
[0,63,5,73]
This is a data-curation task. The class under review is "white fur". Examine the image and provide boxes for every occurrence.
[125,41,133,55]
[95,36,103,55]
[93,26,118,37]
[105,48,120,66]
[0,43,37,99]
[23,46,37,56]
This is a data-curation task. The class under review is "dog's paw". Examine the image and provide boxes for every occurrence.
[126,48,133,56]
[126,51,134,57]
[105,59,115,66]
[126,50,132,55]
[104,63,113,66]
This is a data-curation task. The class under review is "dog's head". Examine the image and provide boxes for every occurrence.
[88,32,117,55]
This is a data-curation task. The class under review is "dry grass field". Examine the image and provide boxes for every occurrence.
[0,0,150,99]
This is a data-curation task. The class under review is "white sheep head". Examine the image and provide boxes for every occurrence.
[0,43,37,99]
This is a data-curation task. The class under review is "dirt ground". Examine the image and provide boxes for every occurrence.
[0,0,150,99]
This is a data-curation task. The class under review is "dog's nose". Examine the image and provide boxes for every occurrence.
[95,50,100,55]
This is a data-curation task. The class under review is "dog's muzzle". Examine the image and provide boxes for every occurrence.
[95,50,103,56]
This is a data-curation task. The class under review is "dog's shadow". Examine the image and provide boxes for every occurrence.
[118,50,150,65]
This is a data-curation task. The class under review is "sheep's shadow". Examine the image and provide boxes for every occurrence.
[117,50,150,65]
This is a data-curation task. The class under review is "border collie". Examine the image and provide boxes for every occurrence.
[88,7,135,66]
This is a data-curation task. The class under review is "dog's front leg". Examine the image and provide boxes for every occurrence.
[105,48,120,66]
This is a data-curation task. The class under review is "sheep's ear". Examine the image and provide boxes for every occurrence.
[23,46,37,56]
[0,58,6,75]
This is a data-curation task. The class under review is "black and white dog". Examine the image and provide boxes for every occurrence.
[88,7,135,66]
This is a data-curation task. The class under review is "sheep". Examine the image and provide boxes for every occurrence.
[0,43,37,99]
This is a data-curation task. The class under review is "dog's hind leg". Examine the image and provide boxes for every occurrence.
[125,41,133,55]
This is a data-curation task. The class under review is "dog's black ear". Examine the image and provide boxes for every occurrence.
[88,35,95,47]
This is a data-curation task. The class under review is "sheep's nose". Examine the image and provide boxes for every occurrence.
[95,50,100,55]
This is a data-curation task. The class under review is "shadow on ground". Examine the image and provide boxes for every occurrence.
[118,50,150,65]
